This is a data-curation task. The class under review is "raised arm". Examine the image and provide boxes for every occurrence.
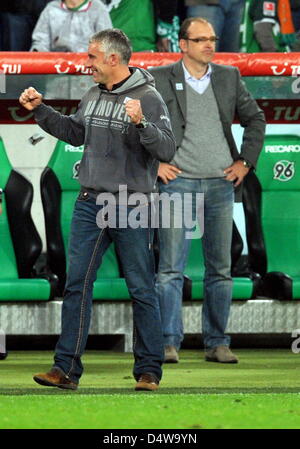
[19,87,85,147]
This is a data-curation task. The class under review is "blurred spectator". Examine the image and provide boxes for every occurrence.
[104,0,156,51]
[290,0,300,49]
[278,0,296,46]
[249,0,296,51]
[0,0,51,50]
[249,0,278,51]
[103,0,180,52]
[185,0,246,52]
[30,0,112,52]
[291,0,300,30]
[155,0,180,52]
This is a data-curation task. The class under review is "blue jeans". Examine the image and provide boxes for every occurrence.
[53,192,164,383]
[186,0,245,52]
[156,177,234,349]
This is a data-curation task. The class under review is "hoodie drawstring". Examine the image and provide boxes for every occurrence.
[105,94,119,157]
[84,91,103,147]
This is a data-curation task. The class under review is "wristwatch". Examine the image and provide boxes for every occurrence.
[136,116,149,129]
[239,158,252,169]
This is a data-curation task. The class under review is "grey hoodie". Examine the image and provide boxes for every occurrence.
[30,0,112,52]
[34,68,176,194]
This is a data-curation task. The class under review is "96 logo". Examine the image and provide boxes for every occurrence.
[72,160,81,179]
[273,160,295,182]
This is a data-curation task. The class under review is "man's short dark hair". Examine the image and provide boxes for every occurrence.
[179,17,213,40]
[90,29,132,65]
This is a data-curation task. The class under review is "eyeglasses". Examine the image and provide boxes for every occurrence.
[184,37,219,43]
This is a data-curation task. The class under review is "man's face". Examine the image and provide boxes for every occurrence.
[180,22,216,65]
[85,41,112,84]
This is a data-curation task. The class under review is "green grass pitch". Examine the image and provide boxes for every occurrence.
[1,349,300,429]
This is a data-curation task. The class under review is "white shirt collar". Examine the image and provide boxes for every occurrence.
[182,62,212,83]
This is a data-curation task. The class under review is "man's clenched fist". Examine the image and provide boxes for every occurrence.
[19,87,43,111]
[125,99,143,124]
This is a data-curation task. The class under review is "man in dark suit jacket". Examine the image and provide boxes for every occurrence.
[150,17,265,364]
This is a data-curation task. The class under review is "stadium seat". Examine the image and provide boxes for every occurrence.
[243,134,300,300]
[0,137,55,301]
[40,140,130,299]
[183,221,261,301]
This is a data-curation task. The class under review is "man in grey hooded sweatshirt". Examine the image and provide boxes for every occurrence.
[19,28,176,391]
